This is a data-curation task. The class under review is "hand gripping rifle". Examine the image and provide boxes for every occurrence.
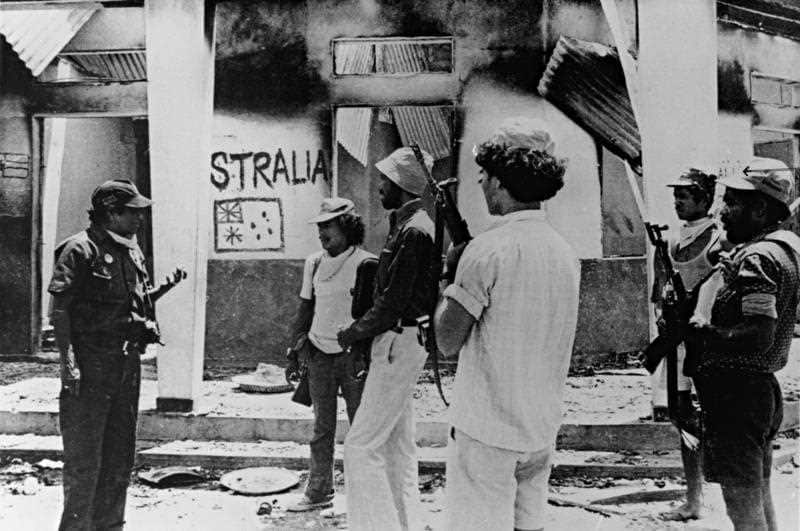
[409,143,472,407]
[642,223,699,447]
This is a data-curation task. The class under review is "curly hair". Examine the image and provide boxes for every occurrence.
[336,212,366,246]
[474,143,567,202]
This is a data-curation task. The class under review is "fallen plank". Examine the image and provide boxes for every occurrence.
[548,496,624,517]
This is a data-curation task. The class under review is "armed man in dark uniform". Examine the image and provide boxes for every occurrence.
[49,180,185,531]
[336,147,435,531]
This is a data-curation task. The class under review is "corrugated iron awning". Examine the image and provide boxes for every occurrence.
[0,5,100,76]
[336,107,373,167]
[392,106,452,161]
[61,50,146,81]
[538,36,641,171]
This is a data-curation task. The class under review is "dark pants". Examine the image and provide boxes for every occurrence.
[305,345,364,501]
[695,370,782,488]
[59,342,141,531]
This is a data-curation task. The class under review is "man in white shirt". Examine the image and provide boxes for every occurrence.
[651,168,720,521]
[286,197,375,512]
[434,119,581,531]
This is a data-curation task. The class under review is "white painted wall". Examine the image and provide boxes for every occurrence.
[457,77,602,259]
[638,1,719,230]
[719,112,754,164]
[209,112,331,260]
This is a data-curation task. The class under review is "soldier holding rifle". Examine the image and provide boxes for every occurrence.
[690,158,799,530]
[648,167,721,521]
[435,119,581,531]
[336,147,435,531]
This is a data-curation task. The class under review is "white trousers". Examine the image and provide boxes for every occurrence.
[651,343,693,407]
[344,329,428,531]
[445,429,553,531]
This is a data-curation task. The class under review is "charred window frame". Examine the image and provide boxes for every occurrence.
[750,72,800,108]
[331,37,454,77]
[331,104,456,251]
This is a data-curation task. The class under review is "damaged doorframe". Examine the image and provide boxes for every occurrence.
[29,110,146,355]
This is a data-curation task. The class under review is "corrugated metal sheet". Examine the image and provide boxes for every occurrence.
[0,6,100,76]
[63,51,146,81]
[538,36,641,171]
[376,42,426,74]
[334,41,374,75]
[392,106,452,161]
[334,39,442,75]
[336,107,373,167]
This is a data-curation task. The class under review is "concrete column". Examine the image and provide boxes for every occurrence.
[638,0,719,227]
[637,1,718,407]
[145,0,215,412]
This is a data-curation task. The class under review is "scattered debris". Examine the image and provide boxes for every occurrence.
[34,459,63,470]
[138,466,206,488]
[547,496,624,517]
[2,459,35,475]
[590,488,686,505]
[9,476,40,496]
[219,467,299,495]
[231,363,294,394]
[419,473,445,492]
[257,501,272,515]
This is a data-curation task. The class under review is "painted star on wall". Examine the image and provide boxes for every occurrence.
[224,226,243,245]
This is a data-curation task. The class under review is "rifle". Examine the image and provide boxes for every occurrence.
[642,222,692,438]
[351,257,379,379]
[409,143,472,407]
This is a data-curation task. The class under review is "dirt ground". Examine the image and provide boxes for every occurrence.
[0,343,798,529]
[1,342,798,424]
[0,460,797,530]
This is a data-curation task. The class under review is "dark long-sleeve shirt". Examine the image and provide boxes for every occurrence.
[342,199,434,342]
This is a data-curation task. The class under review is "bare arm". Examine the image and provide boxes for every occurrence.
[698,315,777,355]
[51,293,80,394]
[433,296,476,358]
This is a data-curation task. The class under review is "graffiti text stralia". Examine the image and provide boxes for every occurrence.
[210,149,330,191]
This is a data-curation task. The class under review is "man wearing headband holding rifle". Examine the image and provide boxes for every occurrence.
[336,147,435,530]
[434,118,581,531]
[650,167,721,521]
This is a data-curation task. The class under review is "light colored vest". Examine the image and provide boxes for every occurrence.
[670,226,719,292]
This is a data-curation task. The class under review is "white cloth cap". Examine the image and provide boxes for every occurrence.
[374,147,433,197]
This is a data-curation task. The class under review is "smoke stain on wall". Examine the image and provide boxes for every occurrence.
[718,60,753,114]
[214,2,329,116]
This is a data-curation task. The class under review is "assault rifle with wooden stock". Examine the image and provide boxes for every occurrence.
[642,222,696,444]
[409,143,471,406]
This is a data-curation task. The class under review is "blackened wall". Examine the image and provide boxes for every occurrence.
[205,259,305,367]
[203,0,653,369]
[0,39,33,354]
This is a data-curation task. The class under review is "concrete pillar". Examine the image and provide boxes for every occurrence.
[638,0,719,227]
[637,1,718,407]
[145,0,215,412]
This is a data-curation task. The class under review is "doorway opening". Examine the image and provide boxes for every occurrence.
[35,116,151,352]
